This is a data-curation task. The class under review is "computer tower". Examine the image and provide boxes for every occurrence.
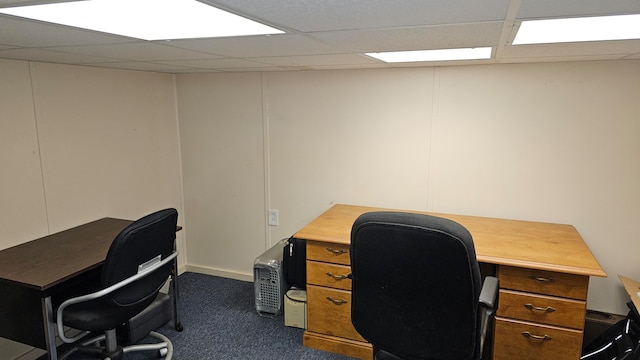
[254,239,288,317]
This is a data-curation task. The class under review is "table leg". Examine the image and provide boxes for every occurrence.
[171,258,184,332]
[42,296,58,360]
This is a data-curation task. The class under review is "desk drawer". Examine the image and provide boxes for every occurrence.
[493,318,583,360]
[498,266,589,300]
[307,261,352,290]
[307,285,365,342]
[497,290,586,329]
[307,242,351,265]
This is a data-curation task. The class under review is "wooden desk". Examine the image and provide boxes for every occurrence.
[0,218,182,360]
[295,204,606,360]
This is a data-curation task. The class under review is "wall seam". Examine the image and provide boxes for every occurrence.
[27,62,50,234]
[261,72,272,250]
[171,73,189,269]
[426,67,441,212]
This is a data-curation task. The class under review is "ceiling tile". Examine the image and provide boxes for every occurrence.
[0,0,53,5]
[156,57,276,70]
[0,47,118,63]
[307,63,390,70]
[251,54,379,67]
[311,22,504,53]
[0,14,133,47]
[517,0,640,19]
[166,34,343,57]
[87,61,203,73]
[500,40,640,60]
[208,0,511,32]
[50,42,222,62]
[500,54,624,64]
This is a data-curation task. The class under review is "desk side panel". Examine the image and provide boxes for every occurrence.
[0,281,46,349]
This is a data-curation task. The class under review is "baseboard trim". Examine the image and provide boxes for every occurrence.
[184,265,253,282]
[177,264,188,275]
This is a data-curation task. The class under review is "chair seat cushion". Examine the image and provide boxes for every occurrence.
[63,295,155,332]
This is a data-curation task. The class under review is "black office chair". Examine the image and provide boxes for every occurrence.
[350,211,498,360]
[56,208,179,360]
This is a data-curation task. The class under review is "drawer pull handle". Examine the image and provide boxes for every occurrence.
[521,332,552,341]
[326,272,349,281]
[326,247,348,255]
[524,304,556,313]
[326,296,348,305]
[528,275,553,282]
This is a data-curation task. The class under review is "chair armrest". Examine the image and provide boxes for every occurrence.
[479,276,499,310]
[478,276,498,357]
[56,251,178,343]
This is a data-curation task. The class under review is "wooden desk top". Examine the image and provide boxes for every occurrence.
[0,218,132,291]
[619,275,640,313]
[294,204,606,278]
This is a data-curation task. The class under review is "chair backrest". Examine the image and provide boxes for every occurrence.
[101,208,178,308]
[350,211,482,360]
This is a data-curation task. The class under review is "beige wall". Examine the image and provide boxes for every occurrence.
[177,61,640,316]
[176,72,267,279]
[429,62,639,315]
[0,59,185,358]
[0,60,49,250]
[266,69,434,235]
[1,60,185,251]
[30,62,185,234]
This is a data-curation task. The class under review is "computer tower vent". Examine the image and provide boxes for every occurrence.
[254,239,288,317]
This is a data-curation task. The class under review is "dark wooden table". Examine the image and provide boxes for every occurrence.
[0,218,182,360]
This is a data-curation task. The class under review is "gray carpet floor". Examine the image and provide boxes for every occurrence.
[66,272,357,359]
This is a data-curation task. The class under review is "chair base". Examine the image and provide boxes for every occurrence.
[124,331,173,359]
[60,331,172,360]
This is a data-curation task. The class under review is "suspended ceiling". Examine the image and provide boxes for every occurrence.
[1,0,639,73]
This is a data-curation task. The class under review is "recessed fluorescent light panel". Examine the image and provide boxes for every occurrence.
[0,0,284,40]
[514,14,640,45]
[367,47,492,63]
